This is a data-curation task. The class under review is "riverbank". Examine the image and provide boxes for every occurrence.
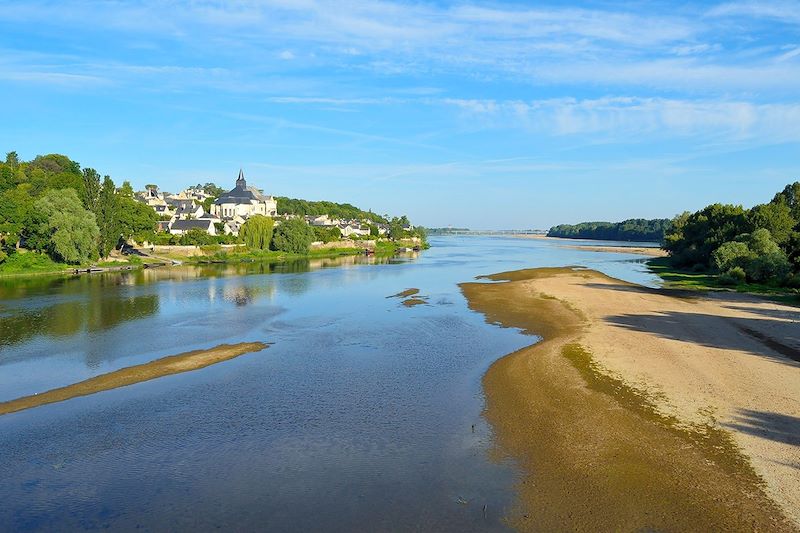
[0,240,423,280]
[512,234,666,256]
[0,342,268,416]
[461,267,800,531]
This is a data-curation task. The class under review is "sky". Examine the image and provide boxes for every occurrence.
[1,1,799,229]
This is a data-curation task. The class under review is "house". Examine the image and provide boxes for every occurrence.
[169,218,217,236]
[338,223,371,238]
[137,186,167,208]
[152,204,174,218]
[173,203,205,220]
[211,170,277,220]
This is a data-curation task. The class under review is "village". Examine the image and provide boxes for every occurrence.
[136,169,402,241]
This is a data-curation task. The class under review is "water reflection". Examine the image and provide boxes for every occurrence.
[0,238,660,532]
[0,254,401,351]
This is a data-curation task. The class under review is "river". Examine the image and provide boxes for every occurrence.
[0,236,659,531]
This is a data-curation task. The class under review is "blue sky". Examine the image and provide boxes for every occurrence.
[1,1,799,229]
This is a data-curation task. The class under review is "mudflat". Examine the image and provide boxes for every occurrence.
[461,267,800,531]
[0,342,268,416]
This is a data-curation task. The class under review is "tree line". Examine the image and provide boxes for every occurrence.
[0,151,426,267]
[548,219,672,242]
[0,152,157,266]
[277,197,388,224]
[663,182,800,287]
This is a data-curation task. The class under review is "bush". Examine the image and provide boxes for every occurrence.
[718,266,746,286]
[271,218,315,254]
[783,273,800,289]
[712,241,752,272]
[179,228,216,246]
[747,252,791,283]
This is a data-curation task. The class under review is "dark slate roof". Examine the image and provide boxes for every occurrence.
[213,169,270,205]
[171,219,214,231]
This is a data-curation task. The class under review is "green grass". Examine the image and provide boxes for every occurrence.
[0,252,72,276]
[647,257,800,304]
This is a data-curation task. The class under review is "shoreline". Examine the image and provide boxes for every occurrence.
[0,242,422,281]
[0,342,268,416]
[512,234,667,257]
[461,267,800,530]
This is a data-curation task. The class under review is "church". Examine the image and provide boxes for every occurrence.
[211,169,278,220]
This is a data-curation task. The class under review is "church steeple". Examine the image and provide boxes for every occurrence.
[236,168,246,189]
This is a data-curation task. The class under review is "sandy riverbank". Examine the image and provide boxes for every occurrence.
[0,342,268,416]
[514,234,667,257]
[461,268,800,531]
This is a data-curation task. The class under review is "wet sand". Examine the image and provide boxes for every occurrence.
[461,267,800,531]
[513,234,667,256]
[0,342,268,416]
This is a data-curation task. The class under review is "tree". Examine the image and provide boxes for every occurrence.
[179,228,215,246]
[389,218,406,241]
[119,181,134,197]
[748,201,795,246]
[240,215,274,250]
[116,196,158,240]
[96,175,119,257]
[712,241,752,272]
[5,151,19,170]
[663,204,750,269]
[32,189,99,264]
[203,183,225,197]
[271,218,315,253]
[82,168,101,211]
[772,182,800,221]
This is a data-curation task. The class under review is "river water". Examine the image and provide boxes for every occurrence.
[0,236,659,531]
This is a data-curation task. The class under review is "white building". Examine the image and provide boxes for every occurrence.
[211,170,277,220]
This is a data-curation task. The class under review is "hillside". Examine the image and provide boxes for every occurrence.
[276,197,388,224]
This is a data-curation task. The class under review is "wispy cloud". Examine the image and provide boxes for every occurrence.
[2,0,799,94]
[708,1,800,24]
[443,97,800,142]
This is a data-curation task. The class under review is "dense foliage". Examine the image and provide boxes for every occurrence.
[663,182,800,287]
[312,225,341,243]
[548,219,672,242]
[0,151,158,266]
[240,215,274,250]
[271,218,316,254]
[277,197,387,224]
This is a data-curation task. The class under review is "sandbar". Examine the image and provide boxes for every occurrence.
[461,268,799,531]
[0,342,268,416]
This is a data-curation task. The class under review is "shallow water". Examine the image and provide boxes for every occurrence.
[0,236,659,531]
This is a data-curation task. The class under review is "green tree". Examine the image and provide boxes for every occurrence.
[96,175,119,257]
[748,201,795,246]
[203,183,225,197]
[772,182,800,221]
[663,204,751,269]
[82,168,101,211]
[33,189,99,264]
[712,241,752,272]
[119,180,134,197]
[388,218,406,241]
[179,228,216,246]
[5,151,19,170]
[116,196,158,240]
[240,215,274,250]
[271,218,314,253]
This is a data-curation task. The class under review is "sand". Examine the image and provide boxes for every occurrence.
[0,342,268,416]
[461,268,800,531]
[513,234,667,256]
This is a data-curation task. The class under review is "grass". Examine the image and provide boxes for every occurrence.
[0,251,72,276]
[647,256,800,304]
